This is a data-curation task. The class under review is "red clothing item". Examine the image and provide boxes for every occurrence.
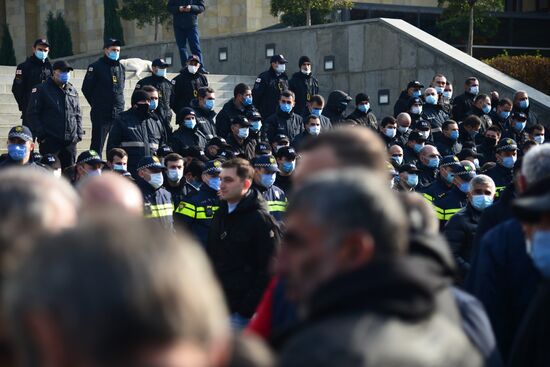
[245,276,278,339]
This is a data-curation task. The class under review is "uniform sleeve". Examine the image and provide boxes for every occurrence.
[81,65,97,104]
[75,91,84,139]
[166,0,180,14]
[252,75,266,108]
[26,87,44,139]
[215,109,230,138]
[190,0,205,14]
[106,119,122,152]
[11,63,25,111]
[169,78,178,113]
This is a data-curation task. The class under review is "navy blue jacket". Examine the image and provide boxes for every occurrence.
[167,0,205,29]
[136,177,174,231]
[252,184,287,223]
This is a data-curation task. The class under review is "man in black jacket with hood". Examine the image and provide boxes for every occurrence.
[394,80,423,117]
[207,158,280,329]
[170,55,208,119]
[289,56,319,116]
[322,90,352,125]
[346,93,378,130]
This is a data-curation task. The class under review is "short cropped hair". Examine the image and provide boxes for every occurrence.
[222,158,254,181]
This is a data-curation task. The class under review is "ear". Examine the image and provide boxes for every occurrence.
[243,178,252,191]
[336,232,375,271]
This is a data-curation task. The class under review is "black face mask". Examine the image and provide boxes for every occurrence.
[485,136,497,147]
[135,103,150,117]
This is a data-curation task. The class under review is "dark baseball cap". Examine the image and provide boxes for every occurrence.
[246,109,262,121]
[274,134,290,144]
[203,159,223,174]
[8,125,33,142]
[157,145,173,158]
[206,137,228,148]
[40,154,61,170]
[457,148,482,160]
[230,116,251,127]
[187,55,200,63]
[218,149,236,160]
[275,146,297,160]
[252,155,279,173]
[255,142,272,156]
[511,111,528,121]
[33,38,50,47]
[270,54,288,64]
[408,97,423,107]
[103,38,122,48]
[52,60,74,72]
[496,138,518,152]
[440,155,461,169]
[152,58,169,68]
[408,131,427,143]
[137,156,166,171]
[76,150,105,166]
[451,163,476,181]
[413,119,431,131]
[398,163,420,174]
[407,81,424,89]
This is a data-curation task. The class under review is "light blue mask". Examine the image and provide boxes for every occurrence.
[502,155,517,169]
[149,99,158,110]
[107,50,120,61]
[358,104,369,113]
[413,144,424,154]
[482,105,491,114]
[407,174,419,188]
[435,86,444,94]
[208,177,221,191]
[59,72,71,84]
[391,155,403,165]
[8,144,27,161]
[281,161,295,174]
[238,127,249,139]
[204,99,215,110]
[184,119,196,129]
[469,86,479,95]
[499,111,510,120]
[472,195,493,211]
[445,172,455,184]
[35,50,48,61]
[514,121,526,132]
[384,127,397,139]
[443,91,453,99]
[251,121,262,132]
[428,157,440,168]
[412,90,421,98]
[260,173,276,188]
[519,99,529,109]
[459,182,470,193]
[425,95,437,105]
[311,108,322,117]
[243,96,253,106]
[308,125,321,136]
[530,231,550,279]
[155,68,167,77]
[449,130,459,141]
[280,102,292,113]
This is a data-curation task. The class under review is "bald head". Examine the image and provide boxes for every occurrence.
[419,145,440,166]
[396,113,411,129]
[389,145,403,156]
[78,173,143,215]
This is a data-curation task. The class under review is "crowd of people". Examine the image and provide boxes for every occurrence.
[0,30,549,367]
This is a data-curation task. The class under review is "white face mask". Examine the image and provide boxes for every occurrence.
[301,67,311,75]
[411,106,422,115]
[419,131,430,139]
[276,64,286,74]
[148,172,164,189]
[187,65,198,74]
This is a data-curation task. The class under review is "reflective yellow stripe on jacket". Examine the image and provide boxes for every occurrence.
[175,202,196,218]
[432,205,461,221]
[268,200,287,213]
[175,202,219,219]
[145,203,174,219]
[495,186,506,198]
[422,193,434,202]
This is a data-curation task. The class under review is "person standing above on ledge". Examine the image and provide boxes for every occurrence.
[167,0,208,74]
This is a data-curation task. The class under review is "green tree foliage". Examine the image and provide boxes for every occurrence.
[271,0,353,27]
[46,11,74,58]
[104,0,125,45]
[0,24,16,66]
[436,0,504,45]
[484,54,550,95]
[119,0,170,41]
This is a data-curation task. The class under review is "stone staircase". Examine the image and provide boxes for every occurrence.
[0,66,256,154]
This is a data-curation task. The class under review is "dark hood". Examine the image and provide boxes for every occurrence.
[326,90,351,112]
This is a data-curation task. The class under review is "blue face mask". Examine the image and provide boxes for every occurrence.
[243,96,253,106]
[384,127,397,139]
[514,121,526,132]
[238,127,249,139]
[358,104,369,113]
[107,50,120,61]
[407,174,419,188]
[204,99,215,110]
[391,155,403,165]
[35,50,48,61]
[469,86,479,95]
[435,86,444,94]
[184,119,196,129]
[499,111,510,120]
[280,102,292,113]
[443,91,453,99]
[59,72,70,84]
[149,99,158,110]
[413,143,424,154]
[519,99,529,109]
[260,173,276,188]
[471,195,493,211]
[482,105,491,114]
[501,155,517,169]
[449,130,459,141]
[412,90,421,98]
[530,231,550,279]
[251,121,262,132]
[459,181,470,193]
[208,177,221,191]
[425,95,437,105]
[311,108,322,117]
[155,68,167,77]
[281,161,295,174]
[8,144,27,161]
[445,172,455,184]
[427,157,440,168]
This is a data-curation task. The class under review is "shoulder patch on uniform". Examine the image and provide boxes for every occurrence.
[269,230,275,238]
[171,80,176,85]
[15,70,22,75]
[31,88,37,93]
[256,77,262,83]
[135,84,141,89]
[88,67,93,71]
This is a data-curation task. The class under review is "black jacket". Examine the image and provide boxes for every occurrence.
[12,55,53,118]
[477,139,497,165]
[253,68,289,119]
[422,103,449,137]
[416,161,438,188]
[444,203,482,282]
[484,163,514,195]
[322,90,350,124]
[434,134,462,156]
[288,71,319,116]
[275,173,293,195]
[26,78,83,143]
[207,189,280,318]
[417,175,452,202]
[403,144,420,165]
[169,124,209,153]
[82,56,125,121]
[252,184,287,223]
[163,178,198,207]
[452,92,476,122]
[215,98,255,139]
[291,131,315,151]
[226,134,257,161]
[136,74,174,136]
[135,176,174,231]
[265,109,303,143]
[512,104,538,129]
[170,69,208,119]
[393,90,411,117]
[501,122,528,147]
[190,99,216,140]
[167,0,205,29]
[302,111,332,132]
[346,108,378,130]
[107,108,166,175]
[466,105,493,134]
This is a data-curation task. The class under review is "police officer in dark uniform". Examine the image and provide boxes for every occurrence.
[190,86,217,140]
[432,162,476,229]
[135,58,174,137]
[82,38,125,156]
[394,163,420,192]
[251,155,287,223]
[107,90,166,176]
[246,109,266,143]
[169,107,209,153]
[0,126,45,169]
[274,146,296,195]
[170,55,208,119]
[253,54,289,119]
[346,93,378,130]
[216,83,255,139]
[226,116,256,161]
[265,90,303,143]
[26,60,83,170]
[501,112,529,146]
[434,120,462,156]
[417,155,460,203]
[135,156,174,231]
[163,152,198,205]
[402,131,426,165]
[174,159,222,247]
[484,138,518,197]
[289,56,319,117]
[12,38,53,127]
